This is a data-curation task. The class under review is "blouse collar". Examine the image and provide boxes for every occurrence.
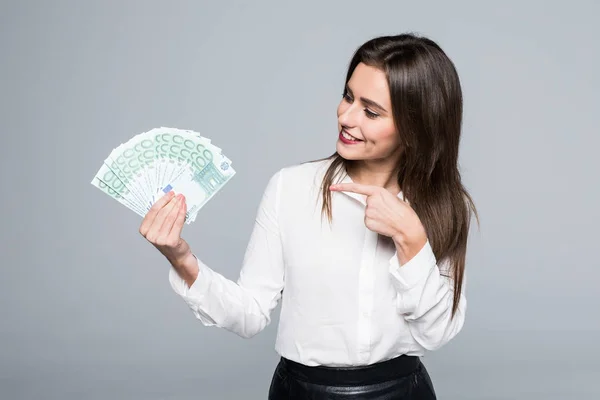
[335,164,406,206]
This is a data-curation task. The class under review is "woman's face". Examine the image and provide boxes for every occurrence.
[336,62,402,166]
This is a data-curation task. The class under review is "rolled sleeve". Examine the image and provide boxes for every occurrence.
[169,256,218,326]
[388,240,437,291]
[388,240,467,351]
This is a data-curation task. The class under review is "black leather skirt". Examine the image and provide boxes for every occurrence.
[268,354,437,399]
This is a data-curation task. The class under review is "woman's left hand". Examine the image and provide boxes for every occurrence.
[330,182,428,263]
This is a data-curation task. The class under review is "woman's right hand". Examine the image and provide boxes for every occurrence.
[139,190,195,271]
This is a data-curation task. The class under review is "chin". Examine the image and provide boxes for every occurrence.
[336,141,361,160]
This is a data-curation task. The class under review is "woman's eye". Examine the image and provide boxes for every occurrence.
[342,92,378,119]
[364,109,379,119]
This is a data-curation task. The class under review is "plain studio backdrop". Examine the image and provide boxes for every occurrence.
[1,1,598,399]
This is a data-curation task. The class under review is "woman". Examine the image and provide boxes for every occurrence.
[139,32,478,399]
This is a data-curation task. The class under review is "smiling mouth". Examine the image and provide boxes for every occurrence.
[341,130,363,141]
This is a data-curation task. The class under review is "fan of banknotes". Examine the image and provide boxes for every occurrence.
[90,127,236,224]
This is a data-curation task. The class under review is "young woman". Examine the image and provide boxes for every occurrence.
[139,32,478,399]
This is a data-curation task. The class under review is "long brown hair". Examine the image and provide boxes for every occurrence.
[316,33,478,318]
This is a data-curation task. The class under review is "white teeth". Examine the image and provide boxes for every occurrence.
[342,131,360,141]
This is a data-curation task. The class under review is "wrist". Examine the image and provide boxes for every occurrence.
[393,233,428,265]
[170,250,194,267]
[170,252,199,286]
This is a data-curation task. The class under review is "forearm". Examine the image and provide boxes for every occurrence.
[168,257,281,339]
[388,240,466,350]
[170,252,199,288]
[392,234,428,265]
[398,272,466,350]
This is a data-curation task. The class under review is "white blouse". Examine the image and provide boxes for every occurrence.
[168,158,466,367]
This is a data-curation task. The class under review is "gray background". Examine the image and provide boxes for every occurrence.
[1,0,598,399]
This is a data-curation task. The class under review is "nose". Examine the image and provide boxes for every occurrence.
[338,103,360,128]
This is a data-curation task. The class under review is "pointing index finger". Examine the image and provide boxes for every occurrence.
[329,182,377,196]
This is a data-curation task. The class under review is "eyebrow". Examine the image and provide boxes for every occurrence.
[345,85,388,114]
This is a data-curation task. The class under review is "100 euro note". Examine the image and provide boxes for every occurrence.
[91,127,236,224]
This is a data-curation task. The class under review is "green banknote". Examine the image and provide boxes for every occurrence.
[91,127,236,224]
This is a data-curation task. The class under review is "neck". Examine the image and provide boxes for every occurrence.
[347,160,401,194]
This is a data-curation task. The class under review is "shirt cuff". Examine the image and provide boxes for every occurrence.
[168,255,218,326]
[388,240,437,291]
[168,255,211,302]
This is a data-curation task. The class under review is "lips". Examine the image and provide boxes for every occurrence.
[341,129,363,141]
